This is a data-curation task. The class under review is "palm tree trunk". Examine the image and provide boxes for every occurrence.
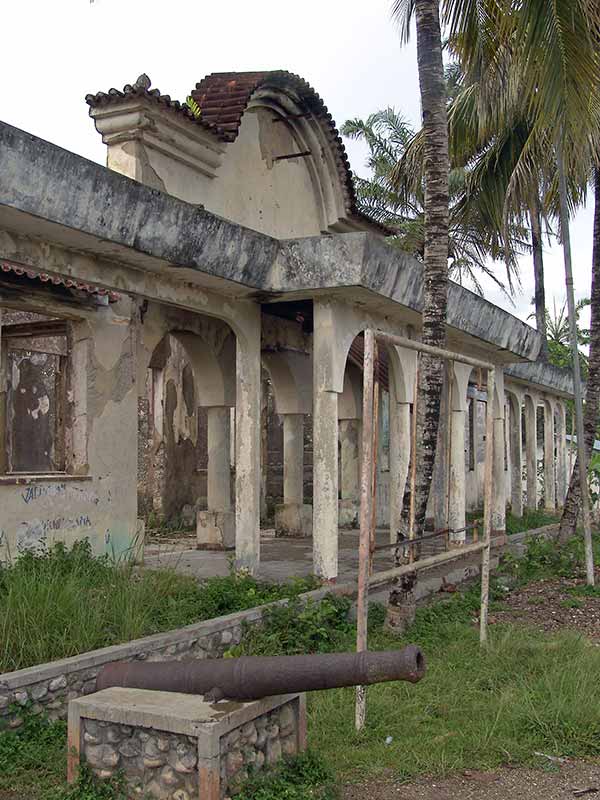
[529,193,548,357]
[555,144,594,584]
[407,0,450,540]
[559,167,600,544]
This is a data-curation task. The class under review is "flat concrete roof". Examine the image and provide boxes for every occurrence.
[0,118,572,396]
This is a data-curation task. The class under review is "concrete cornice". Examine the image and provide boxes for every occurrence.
[0,119,545,365]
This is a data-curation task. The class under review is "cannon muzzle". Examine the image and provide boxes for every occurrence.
[96,646,425,701]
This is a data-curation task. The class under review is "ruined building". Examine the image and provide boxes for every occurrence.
[0,71,573,579]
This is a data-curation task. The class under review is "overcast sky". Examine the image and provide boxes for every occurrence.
[0,0,593,328]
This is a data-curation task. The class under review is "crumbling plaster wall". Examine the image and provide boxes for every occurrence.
[0,297,139,562]
[100,106,330,240]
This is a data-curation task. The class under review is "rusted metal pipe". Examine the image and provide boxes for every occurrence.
[96,647,425,702]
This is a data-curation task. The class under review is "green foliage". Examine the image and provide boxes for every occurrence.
[0,540,319,672]
[185,95,202,119]
[228,594,354,657]
[545,298,590,377]
[235,751,338,800]
[501,533,600,585]
[341,97,519,298]
[505,508,560,535]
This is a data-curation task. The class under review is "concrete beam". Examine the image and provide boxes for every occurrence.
[0,120,549,364]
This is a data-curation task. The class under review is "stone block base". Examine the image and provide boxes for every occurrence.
[274,503,313,538]
[68,688,306,799]
[197,510,235,550]
[338,499,359,528]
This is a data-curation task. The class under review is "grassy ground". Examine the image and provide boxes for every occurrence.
[0,540,318,673]
[1,534,599,799]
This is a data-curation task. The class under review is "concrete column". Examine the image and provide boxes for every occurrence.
[198,406,235,551]
[234,313,261,574]
[448,362,472,545]
[207,407,232,512]
[313,388,338,579]
[274,414,312,537]
[492,374,506,535]
[556,401,568,505]
[543,400,556,511]
[508,393,524,518]
[430,368,451,530]
[339,418,360,527]
[448,406,467,542]
[283,414,304,505]
[0,311,7,474]
[525,395,538,511]
[389,401,411,542]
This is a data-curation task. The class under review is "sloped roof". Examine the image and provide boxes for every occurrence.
[1,261,120,302]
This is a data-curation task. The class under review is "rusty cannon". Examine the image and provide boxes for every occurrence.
[96,646,425,702]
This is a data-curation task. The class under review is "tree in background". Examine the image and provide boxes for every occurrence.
[342,106,521,297]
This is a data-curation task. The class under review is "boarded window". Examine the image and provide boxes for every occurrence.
[3,315,68,473]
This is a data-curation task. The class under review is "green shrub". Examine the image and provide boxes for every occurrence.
[228,594,354,656]
[235,751,338,800]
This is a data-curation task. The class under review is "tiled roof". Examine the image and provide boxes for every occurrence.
[85,74,222,137]
[1,261,120,303]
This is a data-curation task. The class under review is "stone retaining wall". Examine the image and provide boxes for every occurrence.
[0,524,560,729]
[0,587,333,728]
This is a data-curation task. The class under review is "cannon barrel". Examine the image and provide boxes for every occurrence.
[96,646,425,701]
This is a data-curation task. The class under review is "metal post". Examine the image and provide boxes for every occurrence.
[480,367,495,645]
[356,329,375,731]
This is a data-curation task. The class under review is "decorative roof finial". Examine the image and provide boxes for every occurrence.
[134,74,151,90]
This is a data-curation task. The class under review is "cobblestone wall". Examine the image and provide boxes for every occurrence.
[219,702,299,796]
[77,697,300,799]
[82,719,198,798]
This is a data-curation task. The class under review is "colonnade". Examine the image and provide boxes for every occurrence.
[142,298,571,584]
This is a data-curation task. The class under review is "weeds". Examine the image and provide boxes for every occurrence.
[500,533,600,586]
[236,751,338,800]
[0,540,319,672]
[505,509,560,535]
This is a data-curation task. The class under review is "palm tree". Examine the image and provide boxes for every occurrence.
[560,169,600,542]
[392,0,600,582]
[342,107,522,296]
[391,0,450,548]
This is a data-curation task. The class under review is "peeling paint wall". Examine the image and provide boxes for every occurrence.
[0,299,138,561]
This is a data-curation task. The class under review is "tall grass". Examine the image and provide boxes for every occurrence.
[0,540,318,672]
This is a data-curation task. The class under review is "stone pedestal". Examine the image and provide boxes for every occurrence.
[197,510,236,550]
[274,502,313,537]
[68,688,306,800]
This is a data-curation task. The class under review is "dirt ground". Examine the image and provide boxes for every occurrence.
[342,760,600,800]
[489,575,600,640]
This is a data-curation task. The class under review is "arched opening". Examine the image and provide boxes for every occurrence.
[138,318,237,550]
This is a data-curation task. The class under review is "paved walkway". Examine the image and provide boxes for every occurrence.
[143,528,400,583]
[142,528,484,602]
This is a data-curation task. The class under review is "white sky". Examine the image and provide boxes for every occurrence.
[0,0,592,328]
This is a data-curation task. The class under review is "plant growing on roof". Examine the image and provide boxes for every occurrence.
[185,96,202,120]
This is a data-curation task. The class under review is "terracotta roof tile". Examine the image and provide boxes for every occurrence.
[85,73,221,137]
[1,261,120,303]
